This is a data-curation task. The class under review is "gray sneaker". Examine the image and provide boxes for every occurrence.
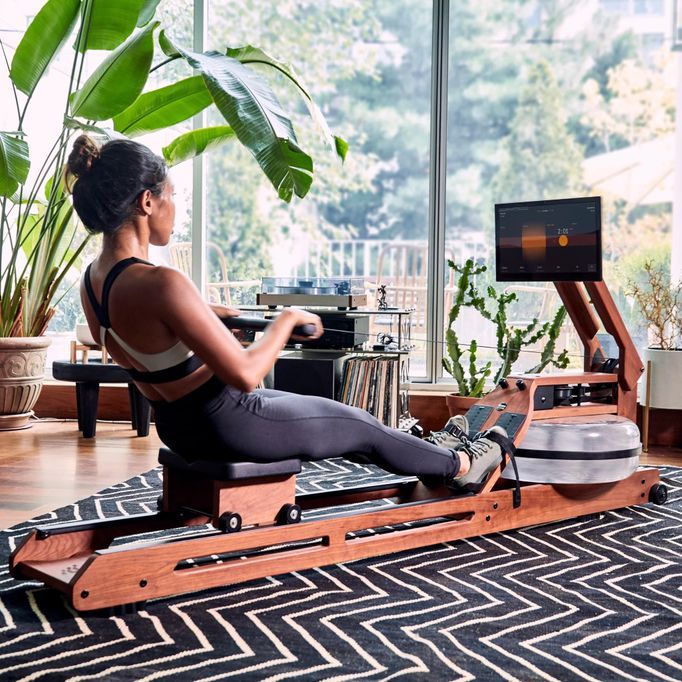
[425,414,471,450]
[448,425,507,490]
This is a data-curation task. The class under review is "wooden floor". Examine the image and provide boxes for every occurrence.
[1,418,681,530]
[0,419,161,529]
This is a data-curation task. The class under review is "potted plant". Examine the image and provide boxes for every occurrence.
[443,258,569,415]
[0,0,345,430]
[626,260,682,410]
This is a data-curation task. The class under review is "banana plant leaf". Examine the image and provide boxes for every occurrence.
[159,32,313,202]
[0,132,30,198]
[227,45,347,162]
[137,0,162,26]
[77,0,150,52]
[113,76,212,137]
[70,22,159,120]
[163,126,236,166]
[9,0,80,98]
[63,116,122,141]
[17,205,46,262]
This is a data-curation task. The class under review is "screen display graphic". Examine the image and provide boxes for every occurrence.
[495,196,602,282]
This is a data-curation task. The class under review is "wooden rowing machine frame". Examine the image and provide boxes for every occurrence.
[9,279,667,613]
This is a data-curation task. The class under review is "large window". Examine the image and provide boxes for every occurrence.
[6,0,677,385]
[3,0,194,372]
[3,1,77,367]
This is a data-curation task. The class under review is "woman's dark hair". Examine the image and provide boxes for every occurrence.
[65,135,168,234]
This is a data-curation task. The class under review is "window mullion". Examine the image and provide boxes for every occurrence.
[191,0,208,297]
[426,0,449,383]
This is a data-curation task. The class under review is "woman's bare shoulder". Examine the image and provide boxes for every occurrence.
[135,263,203,311]
[132,262,192,291]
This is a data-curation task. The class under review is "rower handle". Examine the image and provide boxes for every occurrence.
[222,315,317,338]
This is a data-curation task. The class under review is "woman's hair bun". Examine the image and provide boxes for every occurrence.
[66,134,101,178]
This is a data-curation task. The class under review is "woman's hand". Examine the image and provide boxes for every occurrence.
[281,307,324,340]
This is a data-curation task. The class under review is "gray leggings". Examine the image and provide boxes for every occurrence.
[153,376,460,478]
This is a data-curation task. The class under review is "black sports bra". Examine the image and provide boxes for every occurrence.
[83,257,204,383]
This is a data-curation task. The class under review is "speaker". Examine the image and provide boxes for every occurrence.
[273,352,349,400]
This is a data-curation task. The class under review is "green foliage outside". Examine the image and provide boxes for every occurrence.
[493,59,584,203]
[193,0,673,313]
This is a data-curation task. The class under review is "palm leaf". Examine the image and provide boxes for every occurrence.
[70,22,159,120]
[163,126,236,166]
[18,205,46,261]
[9,0,80,97]
[113,76,212,137]
[160,32,313,202]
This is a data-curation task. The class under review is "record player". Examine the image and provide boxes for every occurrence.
[257,277,368,309]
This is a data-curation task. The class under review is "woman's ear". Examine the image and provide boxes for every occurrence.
[137,189,153,216]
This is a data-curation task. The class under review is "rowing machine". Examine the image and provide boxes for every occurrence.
[8,432,664,613]
[9,274,667,612]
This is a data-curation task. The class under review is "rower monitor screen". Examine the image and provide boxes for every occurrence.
[495,196,602,281]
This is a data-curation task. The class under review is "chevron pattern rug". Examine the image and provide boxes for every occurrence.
[1,461,680,682]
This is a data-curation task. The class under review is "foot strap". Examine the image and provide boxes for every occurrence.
[480,430,522,508]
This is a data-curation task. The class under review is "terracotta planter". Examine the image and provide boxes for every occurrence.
[445,393,479,417]
[0,336,51,430]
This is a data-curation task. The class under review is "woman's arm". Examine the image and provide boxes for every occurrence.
[154,267,323,392]
[209,303,241,318]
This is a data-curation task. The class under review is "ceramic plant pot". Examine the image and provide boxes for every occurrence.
[0,336,51,430]
[76,323,98,347]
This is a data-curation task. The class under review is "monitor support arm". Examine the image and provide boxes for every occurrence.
[554,280,644,421]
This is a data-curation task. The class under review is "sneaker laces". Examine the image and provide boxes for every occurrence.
[428,429,466,449]
[427,430,451,446]
[458,437,495,460]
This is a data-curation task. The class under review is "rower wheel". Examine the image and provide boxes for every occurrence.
[649,483,668,506]
[218,511,242,533]
[278,503,302,525]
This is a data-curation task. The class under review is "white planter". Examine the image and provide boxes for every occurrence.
[643,347,682,409]
[76,323,98,347]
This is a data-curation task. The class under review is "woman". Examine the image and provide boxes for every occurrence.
[69,135,503,489]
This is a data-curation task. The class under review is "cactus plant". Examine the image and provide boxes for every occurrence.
[442,258,570,396]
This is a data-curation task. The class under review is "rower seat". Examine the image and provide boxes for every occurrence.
[158,447,302,480]
[159,447,301,530]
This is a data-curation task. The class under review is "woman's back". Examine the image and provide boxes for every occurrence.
[81,256,216,402]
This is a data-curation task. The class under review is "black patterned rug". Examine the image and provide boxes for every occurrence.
[1,461,680,682]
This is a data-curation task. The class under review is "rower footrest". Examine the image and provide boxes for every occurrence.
[158,448,301,529]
